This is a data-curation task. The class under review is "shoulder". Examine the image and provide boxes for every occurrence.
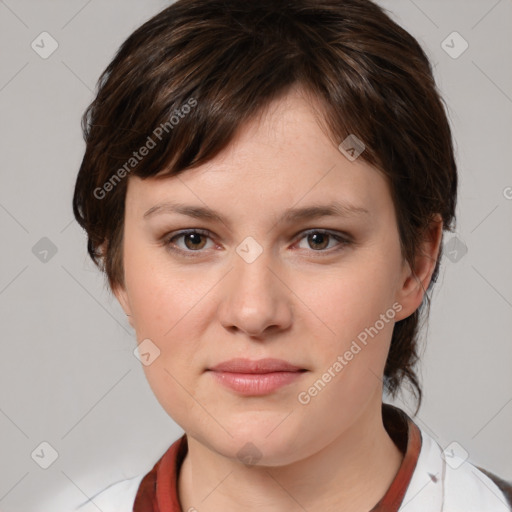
[477,467,512,508]
[443,460,512,512]
[401,424,512,512]
[72,474,145,511]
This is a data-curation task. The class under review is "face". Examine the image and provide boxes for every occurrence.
[114,88,435,466]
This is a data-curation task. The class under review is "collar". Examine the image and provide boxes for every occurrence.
[134,403,423,512]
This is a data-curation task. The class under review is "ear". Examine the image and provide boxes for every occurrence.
[394,214,444,322]
[112,283,134,329]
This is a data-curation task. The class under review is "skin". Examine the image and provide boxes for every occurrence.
[113,87,443,512]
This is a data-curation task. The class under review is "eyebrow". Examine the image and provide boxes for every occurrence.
[143,201,369,225]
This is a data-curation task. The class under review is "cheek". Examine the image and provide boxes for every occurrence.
[123,238,204,336]
[295,255,399,347]
[122,242,205,401]
[292,272,396,440]
[290,251,400,399]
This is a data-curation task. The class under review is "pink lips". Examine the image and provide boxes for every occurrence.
[207,358,307,396]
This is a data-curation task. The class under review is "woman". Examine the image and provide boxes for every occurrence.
[71,0,512,510]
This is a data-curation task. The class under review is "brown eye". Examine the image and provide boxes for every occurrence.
[296,230,350,253]
[182,232,207,250]
[164,229,214,256]
[307,232,330,250]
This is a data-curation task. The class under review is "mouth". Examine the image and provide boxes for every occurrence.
[208,357,306,373]
[207,358,308,396]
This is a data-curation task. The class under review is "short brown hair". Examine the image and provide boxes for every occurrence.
[73,0,458,413]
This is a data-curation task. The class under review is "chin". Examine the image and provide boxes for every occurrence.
[211,422,308,467]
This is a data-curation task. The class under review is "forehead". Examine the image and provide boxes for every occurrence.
[125,89,392,224]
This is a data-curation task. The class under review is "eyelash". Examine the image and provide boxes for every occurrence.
[162,229,353,258]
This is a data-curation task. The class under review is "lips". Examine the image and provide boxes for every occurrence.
[207,358,307,395]
[208,358,306,374]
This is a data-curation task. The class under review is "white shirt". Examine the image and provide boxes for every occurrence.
[47,424,510,511]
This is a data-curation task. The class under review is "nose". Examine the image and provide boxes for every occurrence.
[217,247,293,338]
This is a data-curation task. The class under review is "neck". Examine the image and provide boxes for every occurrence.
[178,399,404,512]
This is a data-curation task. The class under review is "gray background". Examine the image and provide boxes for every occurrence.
[0,0,511,510]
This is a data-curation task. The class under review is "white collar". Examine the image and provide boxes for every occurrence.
[399,424,510,511]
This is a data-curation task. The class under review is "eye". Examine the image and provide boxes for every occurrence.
[164,229,215,256]
[295,230,351,253]
[163,228,352,258]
